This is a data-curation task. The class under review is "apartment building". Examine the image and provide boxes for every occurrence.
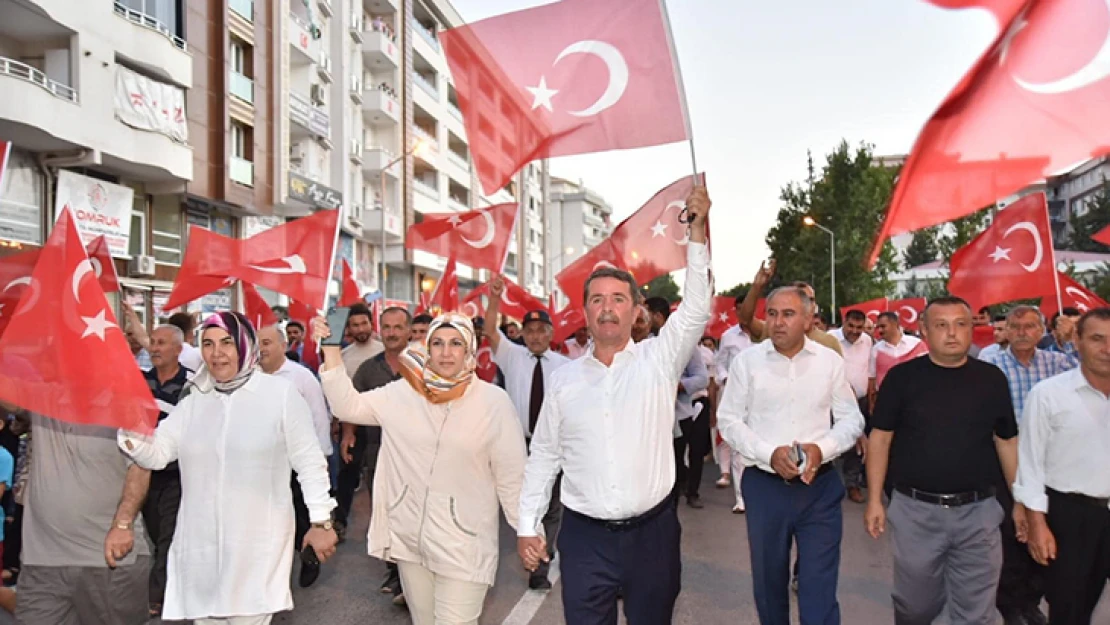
[547,176,614,306]
[0,0,193,324]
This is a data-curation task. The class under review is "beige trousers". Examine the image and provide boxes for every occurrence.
[396,561,489,625]
[195,615,273,625]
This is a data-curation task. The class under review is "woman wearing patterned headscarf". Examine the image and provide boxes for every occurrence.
[315,312,527,625]
[118,312,336,625]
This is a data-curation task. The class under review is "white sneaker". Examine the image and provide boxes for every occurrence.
[732,499,745,514]
[715,475,730,488]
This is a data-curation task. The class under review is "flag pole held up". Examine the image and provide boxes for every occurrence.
[1045,197,1065,314]
[657,0,699,223]
[320,204,345,314]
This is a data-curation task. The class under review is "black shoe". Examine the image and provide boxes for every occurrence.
[334,520,347,544]
[381,570,400,594]
[529,571,553,590]
[1020,607,1047,625]
[686,494,704,509]
[299,560,321,588]
[999,607,1026,625]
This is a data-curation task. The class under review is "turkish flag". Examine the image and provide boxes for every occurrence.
[552,305,585,345]
[339,259,362,307]
[428,256,459,313]
[1093,223,1110,247]
[241,282,278,330]
[868,0,1109,265]
[0,209,158,433]
[615,174,707,281]
[85,235,120,294]
[555,239,625,310]
[1041,272,1110,318]
[441,0,688,195]
[948,193,1057,311]
[225,210,339,307]
[840,298,889,323]
[465,276,547,321]
[0,249,40,337]
[707,296,738,339]
[475,336,499,383]
[889,297,927,332]
[287,298,321,372]
[754,298,767,321]
[163,226,239,310]
[406,203,516,273]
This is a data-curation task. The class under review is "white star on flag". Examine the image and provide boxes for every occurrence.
[719,312,728,322]
[650,221,668,238]
[448,214,463,227]
[526,76,558,112]
[988,246,1012,263]
[81,309,117,341]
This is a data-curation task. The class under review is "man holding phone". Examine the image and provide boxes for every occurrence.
[717,285,864,625]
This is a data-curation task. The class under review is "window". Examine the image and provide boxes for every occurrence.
[129,209,146,257]
[120,0,184,40]
[0,149,45,245]
[230,41,246,73]
[151,195,182,265]
[231,123,247,158]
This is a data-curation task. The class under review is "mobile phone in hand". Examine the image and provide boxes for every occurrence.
[322,307,349,347]
[301,545,320,567]
[794,442,808,473]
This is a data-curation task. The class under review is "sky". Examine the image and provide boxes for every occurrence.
[448,0,1002,289]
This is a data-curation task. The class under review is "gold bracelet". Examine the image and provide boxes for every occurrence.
[114,520,133,531]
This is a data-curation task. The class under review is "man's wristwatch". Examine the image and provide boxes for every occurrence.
[311,520,334,531]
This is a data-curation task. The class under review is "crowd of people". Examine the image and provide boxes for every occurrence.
[0,185,1108,625]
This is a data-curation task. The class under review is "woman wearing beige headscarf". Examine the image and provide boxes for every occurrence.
[314,312,526,625]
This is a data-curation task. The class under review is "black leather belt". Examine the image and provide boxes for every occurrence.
[1048,487,1110,510]
[895,485,995,508]
[565,496,674,532]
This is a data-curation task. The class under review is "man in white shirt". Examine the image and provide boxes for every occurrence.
[717,285,864,625]
[830,309,873,503]
[564,326,590,360]
[484,278,571,590]
[1014,308,1110,625]
[517,186,712,624]
[868,311,928,412]
[713,308,755,513]
[258,324,332,588]
[977,315,1009,361]
[168,312,204,372]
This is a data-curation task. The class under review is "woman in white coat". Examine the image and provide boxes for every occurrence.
[119,311,337,625]
[315,312,527,625]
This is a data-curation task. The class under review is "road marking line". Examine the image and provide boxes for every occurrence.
[500,556,561,625]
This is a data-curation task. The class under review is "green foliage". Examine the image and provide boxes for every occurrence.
[937,209,991,266]
[719,282,751,300]
[902,227,940,270]
[641,273,680,302]
[1065,181,1110,253]
[764,141,899,316]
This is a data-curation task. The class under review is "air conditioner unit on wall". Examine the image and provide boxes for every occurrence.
[310,84,326,105]
[128,255,156,277]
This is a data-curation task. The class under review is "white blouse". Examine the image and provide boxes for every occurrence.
[119,373,335,621]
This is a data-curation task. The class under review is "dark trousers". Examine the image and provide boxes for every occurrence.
[292,472,310,551]
[526,437,563,577]
[743,468,845,625]
[995,486,1045,615]
[335,426,370,527]
[141,472,181,608]
[837,397,869,490]
[559,499,681,625]
[1044,489,1110,625]
[673,399,711,498]
[4,503,22,574]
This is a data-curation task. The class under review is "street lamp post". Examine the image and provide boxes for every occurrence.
[378,141,424,299]
[803,216,836,325]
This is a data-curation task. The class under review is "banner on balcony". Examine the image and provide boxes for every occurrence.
[114,66,188,143]
[55,170,135,257]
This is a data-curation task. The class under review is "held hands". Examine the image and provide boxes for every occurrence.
[303,527,339,563]
[1027,514,1057,565]
[769,442,823,484]
[798,443,823,484]
[104,524,135,568]
[517,536,548,572]
[1013,503,1029,543]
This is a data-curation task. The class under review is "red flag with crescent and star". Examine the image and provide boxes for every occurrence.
[1040,272,1110,318]
[889,297,927,333]
[948,193,1057,311]
[0,209,158,432]
[465,276,548,321]
[441,0,688,195]
[869,0,1110,266]
[241,282,278,330]
[707,296,738,340]
[85,235,120,294]
[405,203,517,273]
[339,259,362,307]
[840,298,890,324]
[428,256,460,313]
[552,305,585,345]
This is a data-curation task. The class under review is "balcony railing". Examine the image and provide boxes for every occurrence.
[412,19,439,50]
[114,2,186,50]
[0,57,77,102]
[413,125,436,148]
[230,156,254,186]
[414,178,439,199]
[447,100,463,120]
[229,0,253,21]
[413,72,438,98]
[447,150,468,170]
[229,70,254,104]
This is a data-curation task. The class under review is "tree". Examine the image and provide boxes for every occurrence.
[720,282,751,300]
[902,226,940,270]
[764,140,900,318]
[641,273,680,302]
[1087,262,1110,302]
[1065,181,1110,253]
[937,209,991,266]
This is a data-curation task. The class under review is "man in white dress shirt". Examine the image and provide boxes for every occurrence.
[258,325,332,588]
[484,277,571,590]
[717,285,864,625]
[829,309,873,504]
[565,327,590,360]
[714,304,755,512]
[517,187,712,624]
[1014,308,1110,625]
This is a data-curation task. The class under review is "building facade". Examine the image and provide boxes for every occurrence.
[546,176,614,306]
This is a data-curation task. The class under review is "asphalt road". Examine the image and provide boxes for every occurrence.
[265,472,1110,625]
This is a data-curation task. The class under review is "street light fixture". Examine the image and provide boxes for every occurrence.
[802,215,837,325]
[379,139,426,299]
